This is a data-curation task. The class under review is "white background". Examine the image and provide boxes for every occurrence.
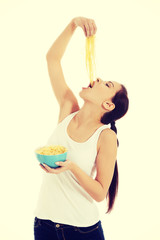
[0,0,160,239]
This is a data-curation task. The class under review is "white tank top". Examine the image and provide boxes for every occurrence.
[34,110,109,227]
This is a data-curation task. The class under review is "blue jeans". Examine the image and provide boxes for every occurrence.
[34,217,105,240]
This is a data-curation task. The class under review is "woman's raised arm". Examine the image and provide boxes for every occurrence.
[46,18,77,60]
[45,17,97,120]
[46,19,78,109]
[46,17,97,60]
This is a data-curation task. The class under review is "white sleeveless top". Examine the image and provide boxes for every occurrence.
[34,110,109,227]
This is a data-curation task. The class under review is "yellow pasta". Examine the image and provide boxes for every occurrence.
[86,35,97,87]
[35,145,67,155]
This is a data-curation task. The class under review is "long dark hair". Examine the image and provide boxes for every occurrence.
[100,84,129,213]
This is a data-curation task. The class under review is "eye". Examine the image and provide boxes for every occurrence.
[105,83,109,87]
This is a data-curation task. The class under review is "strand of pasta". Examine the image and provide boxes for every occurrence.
[86,35,97,87]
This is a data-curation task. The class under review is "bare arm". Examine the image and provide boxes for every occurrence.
[45,17,97,112]
[70,163,104,202]
[45,18,78,107]
[46,17,97,60]
[40,126,117,203]
[71,129,117,202]
[46,19,77,60]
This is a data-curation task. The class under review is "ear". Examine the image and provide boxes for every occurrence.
[102,101,115,111]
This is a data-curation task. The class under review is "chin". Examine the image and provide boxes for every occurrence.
[79,91,86,100]
[79,91,83,98]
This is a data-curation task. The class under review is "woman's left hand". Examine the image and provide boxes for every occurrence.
[39,159,74,174]
[73,16,97,37]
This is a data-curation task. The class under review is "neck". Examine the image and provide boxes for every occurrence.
[73,102,105,128]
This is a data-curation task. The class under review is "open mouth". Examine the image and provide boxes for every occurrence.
[82,83,94,90]
[88,83,92,88]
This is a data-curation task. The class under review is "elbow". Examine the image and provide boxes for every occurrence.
[46,52,53,61]
[96,192,106,202]
[46,53,49,61]
[96,196,106,203]
[46,51,51,60]
[95,182,107,202]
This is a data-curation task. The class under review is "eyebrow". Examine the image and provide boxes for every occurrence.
[109,81,114,87]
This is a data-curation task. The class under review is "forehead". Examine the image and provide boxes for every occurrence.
[112,81,122,92]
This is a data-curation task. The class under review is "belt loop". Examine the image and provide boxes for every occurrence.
[74,226,78,231]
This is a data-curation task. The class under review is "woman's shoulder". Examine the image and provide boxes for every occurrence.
[99,127,117,145]
[100,127,117,137]
[96,127,115,152]
[57,105,80,124]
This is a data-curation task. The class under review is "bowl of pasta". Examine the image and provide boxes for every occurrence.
[35,145,68,168]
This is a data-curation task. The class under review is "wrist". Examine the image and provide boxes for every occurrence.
[69,161,76,172]
[71,18,77,30]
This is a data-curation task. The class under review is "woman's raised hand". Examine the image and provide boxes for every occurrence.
[73,16,97,37]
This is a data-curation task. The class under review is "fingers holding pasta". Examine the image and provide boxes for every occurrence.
[90,20,97,35]
[73,17,97,37]
[84,23,90,37]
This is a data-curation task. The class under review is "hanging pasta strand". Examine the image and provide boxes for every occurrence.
[86,35,97,87]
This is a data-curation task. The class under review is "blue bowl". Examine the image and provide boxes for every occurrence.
[35,146,68,168]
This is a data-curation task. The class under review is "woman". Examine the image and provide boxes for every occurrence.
[34,16,129,240]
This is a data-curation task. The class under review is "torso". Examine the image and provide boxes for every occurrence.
[67,115,107,153]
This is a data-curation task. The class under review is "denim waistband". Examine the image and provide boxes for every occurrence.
[35,217,101,230]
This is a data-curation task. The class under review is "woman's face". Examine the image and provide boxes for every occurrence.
[79,78,122,108]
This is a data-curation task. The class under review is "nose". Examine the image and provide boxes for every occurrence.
[91,78,102,88]
[97,78,102,83]
[93,78,102,86]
